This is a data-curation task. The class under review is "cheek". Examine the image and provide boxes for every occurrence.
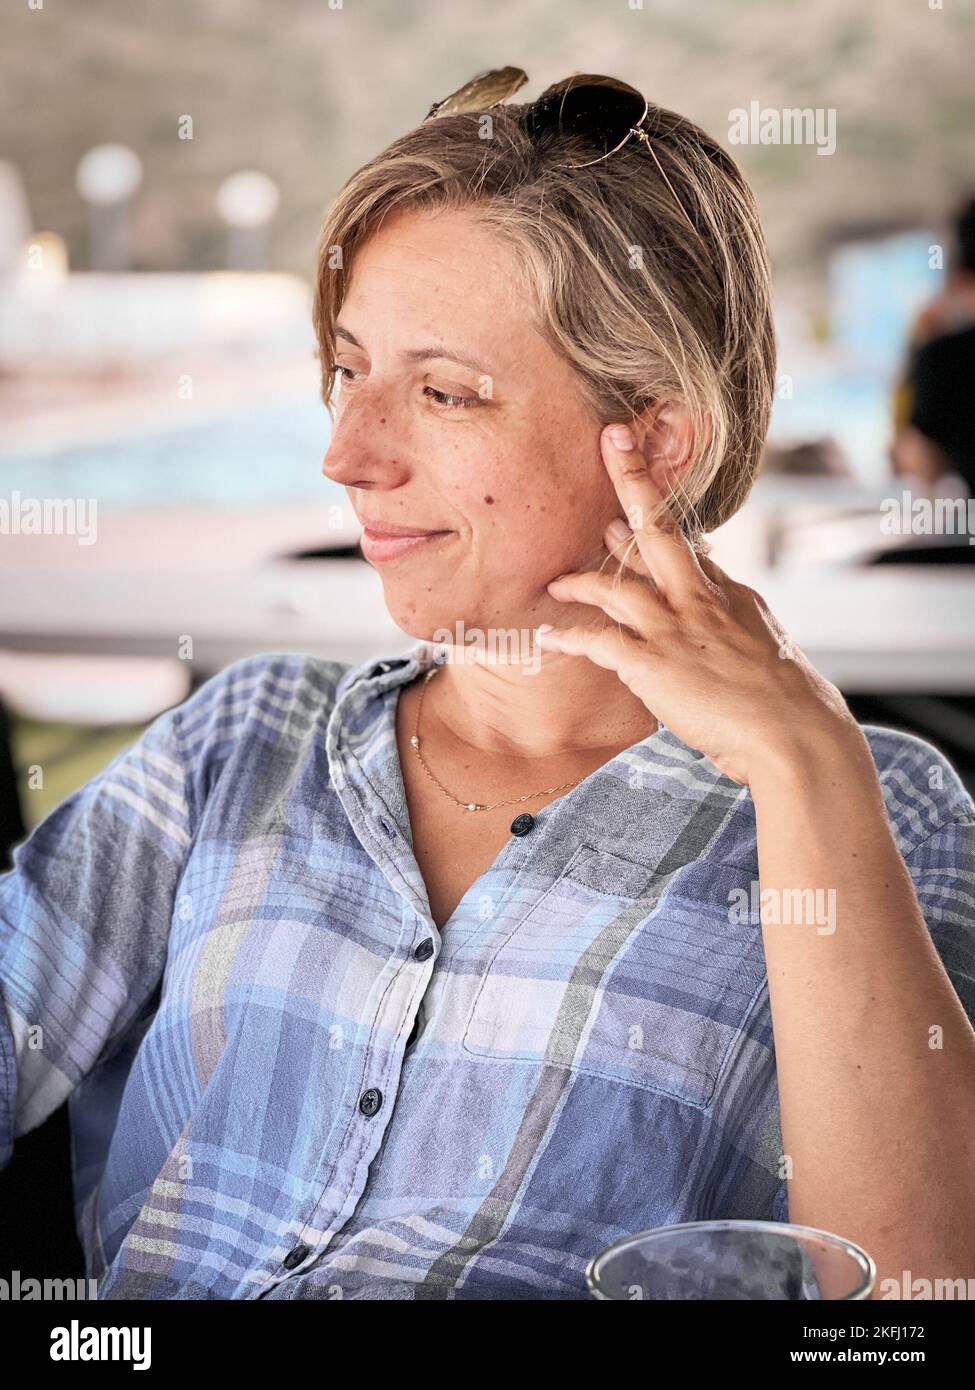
[473,462,609,579]
[507,425,613,543]
[436,409,611,556]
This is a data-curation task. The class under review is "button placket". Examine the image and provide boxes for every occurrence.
[404,928,437,1049]
[270,656,433,1278]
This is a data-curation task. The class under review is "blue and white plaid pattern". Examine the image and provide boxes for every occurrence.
[2,646,974,1299]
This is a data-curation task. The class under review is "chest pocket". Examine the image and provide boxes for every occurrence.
[461,844,768,1110]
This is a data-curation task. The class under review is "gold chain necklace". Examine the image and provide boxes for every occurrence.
[409,664,586,813]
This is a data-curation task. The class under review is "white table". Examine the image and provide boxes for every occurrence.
[0,559,412,675]
[744,567,975,693]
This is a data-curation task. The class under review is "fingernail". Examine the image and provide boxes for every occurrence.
[548,572,572,584]
[605,517,632,544]
[606,423,634,451]
[536,623,554,634]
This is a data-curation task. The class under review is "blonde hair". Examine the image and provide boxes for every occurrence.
[313,96,776,552]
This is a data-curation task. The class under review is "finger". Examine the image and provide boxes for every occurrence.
[535,621,650,689]
[691,552,734,606]
[696,552,765,614]
[603,519,652,579]
[601,424,709,603]
[547,567,664,634]
[695,552,725,585]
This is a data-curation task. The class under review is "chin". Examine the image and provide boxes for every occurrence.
[382,595,543,672]
[377,587,454,643]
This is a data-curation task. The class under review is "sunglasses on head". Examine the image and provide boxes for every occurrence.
[424,66,653,169]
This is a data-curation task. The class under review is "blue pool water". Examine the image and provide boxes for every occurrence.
[0,396,343,506]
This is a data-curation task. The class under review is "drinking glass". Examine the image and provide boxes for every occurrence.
[586,1220,876,1300]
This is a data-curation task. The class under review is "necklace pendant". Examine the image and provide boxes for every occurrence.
[466,802,485,812]
[410,735,420,748]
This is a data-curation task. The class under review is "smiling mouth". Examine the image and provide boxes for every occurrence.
[359,525,452,564]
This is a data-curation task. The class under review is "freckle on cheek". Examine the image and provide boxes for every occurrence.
[483,495,495,505]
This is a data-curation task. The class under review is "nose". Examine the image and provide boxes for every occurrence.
[321,392,410,491]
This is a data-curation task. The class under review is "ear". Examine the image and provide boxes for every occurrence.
[628,400,706,491]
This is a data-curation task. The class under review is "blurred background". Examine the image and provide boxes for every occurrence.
[2,0,975,844]
[2,0,975,1280]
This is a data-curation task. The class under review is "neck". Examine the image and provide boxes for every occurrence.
[419,645,658,760]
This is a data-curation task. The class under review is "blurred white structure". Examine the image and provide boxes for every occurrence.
[0,161,32,272]
[0,652,191,726]
[0,270,316,371]
[75,144,144,271]
[217,170,281,270]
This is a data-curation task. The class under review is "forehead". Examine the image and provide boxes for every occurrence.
[341,207,533,345]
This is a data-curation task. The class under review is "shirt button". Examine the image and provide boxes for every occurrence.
[413,938,435,961]
[359,1087,383,1117]
[283,1244,309,1270]
[510,813,535,837]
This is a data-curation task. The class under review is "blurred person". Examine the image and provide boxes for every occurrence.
[905,193,975,349]
[3,71,975,1302]
[891,193,975,493]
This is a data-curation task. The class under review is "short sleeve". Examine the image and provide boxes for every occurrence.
[903,817,975,1030]
[865,724,975,1028]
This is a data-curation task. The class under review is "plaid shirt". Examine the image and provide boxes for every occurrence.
[2,645,974,1300]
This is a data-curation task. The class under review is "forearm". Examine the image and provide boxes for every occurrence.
[749,720,975,1288]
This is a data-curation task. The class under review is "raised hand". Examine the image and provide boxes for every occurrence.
[537,422,855,785]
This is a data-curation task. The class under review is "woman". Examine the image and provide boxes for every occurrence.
[2,72,975,1302]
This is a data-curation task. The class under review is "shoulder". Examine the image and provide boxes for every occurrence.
[167,648,421,772]
[913,322,975,379]
[859,723,975,858]
[150,653,353,820]
[168,651,350,752]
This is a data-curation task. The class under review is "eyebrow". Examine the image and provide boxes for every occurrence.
[335,324,491,376]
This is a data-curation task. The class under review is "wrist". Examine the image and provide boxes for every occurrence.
[746,709,872,800]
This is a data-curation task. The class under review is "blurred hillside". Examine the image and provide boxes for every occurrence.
[1,0,973,288]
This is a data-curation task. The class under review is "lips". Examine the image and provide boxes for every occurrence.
[359,519,447,537]
[358,520,452,564]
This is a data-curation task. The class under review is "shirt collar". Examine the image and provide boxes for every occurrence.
[335,640,436,702]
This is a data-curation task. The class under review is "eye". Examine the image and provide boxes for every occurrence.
[329,364,480,411]
[423,385,480,410]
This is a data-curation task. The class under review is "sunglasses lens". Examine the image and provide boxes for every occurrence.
[526,76,647,161]
[426,66,528,119]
